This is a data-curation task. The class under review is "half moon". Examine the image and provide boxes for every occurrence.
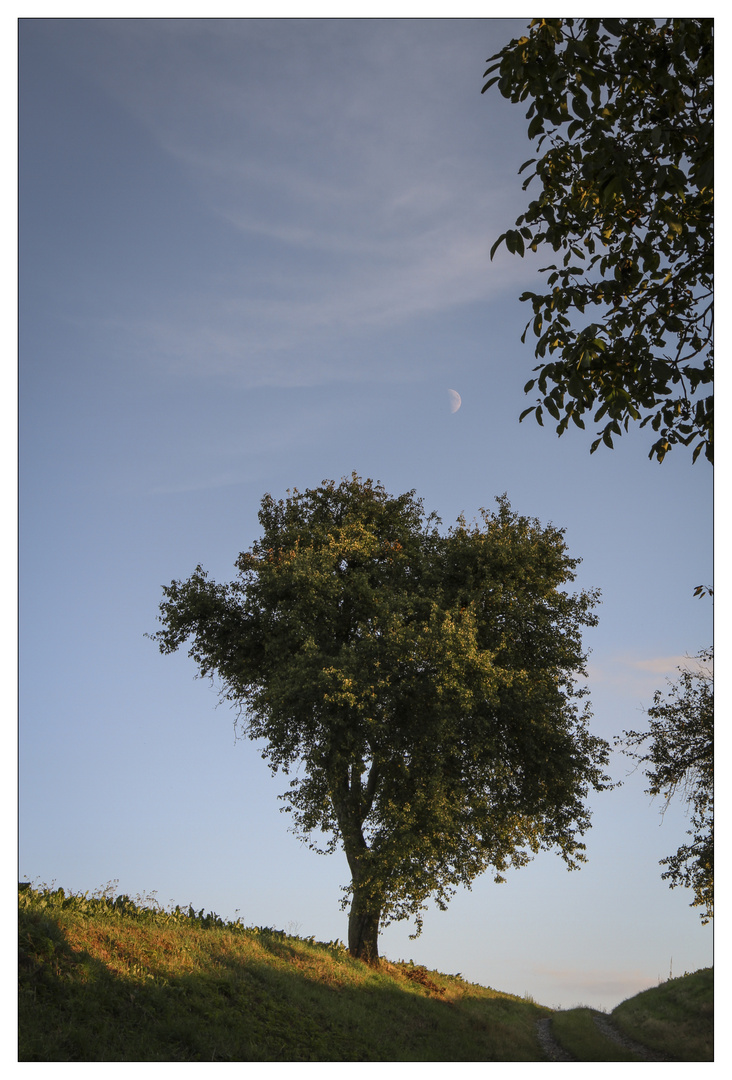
[448,389,462,413]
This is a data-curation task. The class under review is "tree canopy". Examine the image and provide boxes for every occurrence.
[619,648,713,922]
[150,475,611,960]
[483,18,713,463]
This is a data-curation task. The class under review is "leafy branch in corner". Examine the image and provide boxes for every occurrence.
[484,18,713,463]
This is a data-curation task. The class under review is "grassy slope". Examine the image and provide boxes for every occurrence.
[551,1008,644,1062]
[18,885,713,1062]
[612,967,714,1062]
[549,970,714,1063]
[18,885,549,1062]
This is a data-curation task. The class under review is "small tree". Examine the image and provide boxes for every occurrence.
[619,649,713,922]
[483,18,713,463]
[150,475,611,961]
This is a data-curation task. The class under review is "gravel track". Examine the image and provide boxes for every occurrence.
[535,1018,575,1061]
[591,1013,669,1061]
[535,1012,669,1062]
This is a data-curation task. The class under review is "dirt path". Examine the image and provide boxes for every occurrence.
[591,1013,669,1061]
[535,1012,670,1062]
[535,1018,575,1061]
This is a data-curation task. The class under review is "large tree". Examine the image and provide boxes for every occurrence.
[483,18,713,463]
[150,475,611,961]
[619,649,713,922]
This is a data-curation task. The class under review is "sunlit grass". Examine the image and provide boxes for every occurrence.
[19,882,549,1061]
[19,882,713,1062]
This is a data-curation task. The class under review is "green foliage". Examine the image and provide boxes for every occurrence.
[484,19,713,463]
[618,649,713,921]
[150,475,610,958]
[18,879,260,933]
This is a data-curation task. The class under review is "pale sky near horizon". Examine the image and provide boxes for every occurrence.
[18,15,714,1014]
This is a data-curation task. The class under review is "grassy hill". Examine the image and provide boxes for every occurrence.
[612,967,713,1061]
[18,883,712,1061]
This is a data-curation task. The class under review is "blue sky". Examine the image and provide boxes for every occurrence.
[19,17,713,1014]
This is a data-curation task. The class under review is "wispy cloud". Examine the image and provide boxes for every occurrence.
[42,19,537,387]
[531,965,662,1009]
[628,655,700,676]
[581,652,711,714]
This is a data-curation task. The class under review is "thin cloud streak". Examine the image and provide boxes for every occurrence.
[585,654,699,685]
[629,654,711,675]
[579,653,711,728]
[75,226,533,391]
[531,965,663,1009]
[36,18,538,387]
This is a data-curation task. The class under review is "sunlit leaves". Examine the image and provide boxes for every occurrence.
[483,18,713,464]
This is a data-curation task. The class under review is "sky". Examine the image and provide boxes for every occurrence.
[18,16,714,1015]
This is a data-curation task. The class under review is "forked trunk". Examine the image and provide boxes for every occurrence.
[348,886,381,963]
[331,761,382,962]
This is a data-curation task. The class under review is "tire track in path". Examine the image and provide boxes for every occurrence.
[535,1012,669,1062]
[591,1013,669,1061]
[535,1018,575,1061]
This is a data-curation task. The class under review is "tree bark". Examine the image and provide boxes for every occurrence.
[348,884,381,963]
[327,757,382,962]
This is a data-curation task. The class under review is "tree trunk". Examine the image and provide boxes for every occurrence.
[348,885,381,963]
[328,758,382,962]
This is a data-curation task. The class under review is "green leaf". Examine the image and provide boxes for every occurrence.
[544,397,561,421]
[483,61,502,77]
[600,174,625,203]
[528,113,544,139]
[567,374,584,398]
[602,18,624,36]
[490,234,507,260]
[505,230,526,256]
[571,88,591,119]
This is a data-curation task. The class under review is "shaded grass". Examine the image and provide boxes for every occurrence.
[550,1008,644,1061]
[19,884,549,1061]
[612,967,713,1062]
[19,884,713,1062]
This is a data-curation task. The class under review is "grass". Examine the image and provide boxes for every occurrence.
[550,1008,645,1061]
[18,882,714,1062]
[18,882,549,1061]
[548,969,714,1063]
[612,967,714,1061]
